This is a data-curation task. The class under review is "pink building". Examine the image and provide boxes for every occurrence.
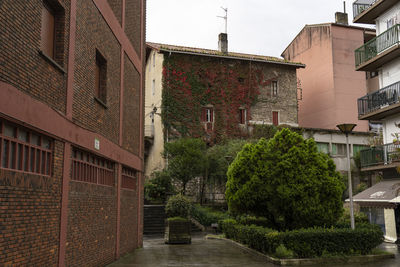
[281,13,376,132]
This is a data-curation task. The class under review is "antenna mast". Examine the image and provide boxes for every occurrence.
[217,7,228,34]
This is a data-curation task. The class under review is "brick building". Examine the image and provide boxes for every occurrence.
[0,0,145,266]
[144,36,304,177]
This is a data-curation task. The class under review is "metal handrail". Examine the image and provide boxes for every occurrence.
[358,80,400,116]
[352,0,376,18]
[360,143,400,168]
[355,24,400,67]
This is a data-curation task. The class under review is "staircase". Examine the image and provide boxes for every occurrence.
[143,205,166,235]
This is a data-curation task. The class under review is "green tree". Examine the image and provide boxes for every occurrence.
[226,128,345,230]
[144,170,176,204]
[164,138,207,194]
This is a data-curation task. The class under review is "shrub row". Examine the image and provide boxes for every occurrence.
[220,219,383,258]
[191,205,229,226]
[236,215,271,228]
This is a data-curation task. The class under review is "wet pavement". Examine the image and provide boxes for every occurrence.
[108,233,400,267]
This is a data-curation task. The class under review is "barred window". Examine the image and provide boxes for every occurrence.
[0,119,52,176]
[71,148,114,186]
[122,166,137,190]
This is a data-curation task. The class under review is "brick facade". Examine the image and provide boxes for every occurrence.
[0,0,145,266]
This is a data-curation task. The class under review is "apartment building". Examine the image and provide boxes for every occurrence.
[0,0,145,265]
[351,0,400,242]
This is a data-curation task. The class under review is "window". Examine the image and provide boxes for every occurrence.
[201,107,213,123]
[95,50,107,104]
[71,148,115,186]
[152,79,155,95]
[122,166,137,190]
[272,111,279,126]
[387,16,397,29]
[40,1,65,65]
[41,3,55,58]
[272,81,278,96]
[316,142,329,154]
[332,143,347,156]
[0,119,52,176]
[239,109,246,124]
[152,53,155,69]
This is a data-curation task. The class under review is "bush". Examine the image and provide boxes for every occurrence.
[219,219,383,258]
[236,215,271,228]
[191,205,229,226]
[335,208,369,228]
[144,170,175,203]
[226,129,345,230]
[165,194,192,218]
[275,244,294,259]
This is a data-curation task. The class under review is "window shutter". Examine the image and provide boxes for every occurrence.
[210,109,213,122]
[201,108,206,122]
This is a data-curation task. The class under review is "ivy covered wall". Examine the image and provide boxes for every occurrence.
[161,52,298,144]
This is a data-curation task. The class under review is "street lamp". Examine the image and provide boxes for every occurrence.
[337,123,357,230]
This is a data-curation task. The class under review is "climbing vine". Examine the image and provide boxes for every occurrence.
[161,53,272,144]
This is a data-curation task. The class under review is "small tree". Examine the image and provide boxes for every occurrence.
[144,170,175,204]
[164,138,207,194]
[226,128,345,230]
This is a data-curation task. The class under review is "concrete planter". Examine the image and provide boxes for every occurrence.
[165,217,191,244]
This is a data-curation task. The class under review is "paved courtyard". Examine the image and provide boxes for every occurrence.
[109,234,400,267]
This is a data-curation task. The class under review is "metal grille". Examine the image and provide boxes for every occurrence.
[122,166,137,190]
[71,148,114,186]
[0,119,52,176]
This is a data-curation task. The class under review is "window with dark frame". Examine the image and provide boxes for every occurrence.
[122,166,137,190]
[272,81,278,96]
[272,111,279,126]
[71,148,115,186]
[239,109,246,124]
[95,50,107,105]
[40,0,65,65]
[0,119,52,176]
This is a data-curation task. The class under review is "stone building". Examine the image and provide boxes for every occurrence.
[144,36,304,177]
[0,0,145,265]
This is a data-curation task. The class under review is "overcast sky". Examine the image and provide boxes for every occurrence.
[146,0,374,58]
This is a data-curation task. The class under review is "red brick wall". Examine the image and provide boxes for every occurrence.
[73,0,121,143]
[0,140,64,266]
[0,0,69,114]
[66,181,117,266]
[123,54,141,154]
[119,189,138,256]
[107,0,123,25]
[125,0,142,57]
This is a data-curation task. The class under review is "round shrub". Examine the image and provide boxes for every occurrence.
[165,194,192,218]
[226,128,345,230]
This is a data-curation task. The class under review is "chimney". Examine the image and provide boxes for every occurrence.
[218,33,228,53]
[335,1,348,25]
[335,12,349,25]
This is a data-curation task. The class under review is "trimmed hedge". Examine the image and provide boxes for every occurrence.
[191,205,229,226]
[220,219,383,258]
[237,215,271,228]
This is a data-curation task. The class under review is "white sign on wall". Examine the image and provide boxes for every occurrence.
[94,138,100,150]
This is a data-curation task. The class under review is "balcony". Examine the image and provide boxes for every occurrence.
[353,0,398,24]
[358,81,400,120]
[360,143,400,170]
[355,24,400,71]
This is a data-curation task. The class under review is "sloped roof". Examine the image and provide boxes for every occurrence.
[147,42,305,68]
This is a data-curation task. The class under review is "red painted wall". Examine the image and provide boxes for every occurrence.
[0,0,145,266]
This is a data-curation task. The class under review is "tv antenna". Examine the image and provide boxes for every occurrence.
[217,7,228,34]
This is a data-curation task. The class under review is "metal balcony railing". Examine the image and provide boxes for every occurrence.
[360,143,400,168]
[355,24,400,67]
[352,0,376,19]
[358,80,400,116]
